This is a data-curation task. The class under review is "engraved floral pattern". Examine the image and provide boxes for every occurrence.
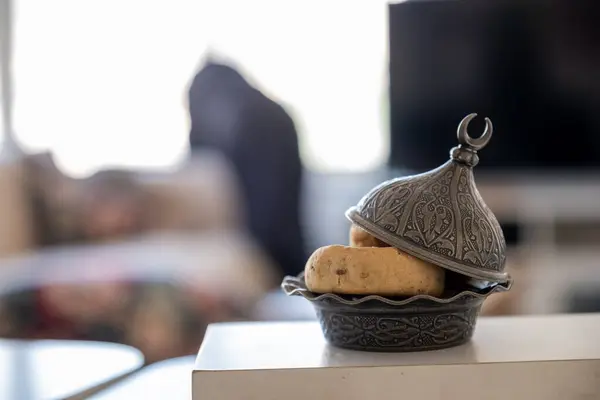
[457,169,504,270]
[403,169,456,257]
[360,180,414,234]
[355,161,506,274]
[281,274,510,352]
[317,307,479,351]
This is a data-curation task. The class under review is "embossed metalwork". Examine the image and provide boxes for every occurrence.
[281,274,511,306]
[346,114,508,282]
[282,275,511,352]
[316,305,479,352]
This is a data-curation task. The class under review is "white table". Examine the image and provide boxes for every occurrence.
[90,356,194,400]
[193,314,600,400]
[0,339,144,400]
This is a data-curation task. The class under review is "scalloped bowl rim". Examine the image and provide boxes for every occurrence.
[281,274,512,307]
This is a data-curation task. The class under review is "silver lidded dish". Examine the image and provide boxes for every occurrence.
[347,113,508,283]
[283,114,512,352]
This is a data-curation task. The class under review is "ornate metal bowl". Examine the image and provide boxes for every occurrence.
[282,274,511,352]
[346,114,508,283]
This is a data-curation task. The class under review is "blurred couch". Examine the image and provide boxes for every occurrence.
[0,150,278,362]
[0,155,37,257]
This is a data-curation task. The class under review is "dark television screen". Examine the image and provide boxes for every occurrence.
[388,0,600,173]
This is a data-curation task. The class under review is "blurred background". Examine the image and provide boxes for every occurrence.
[0,0,599,365]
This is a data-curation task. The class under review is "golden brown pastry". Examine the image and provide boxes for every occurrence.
[349,224,389,247]
[304,245,445,297]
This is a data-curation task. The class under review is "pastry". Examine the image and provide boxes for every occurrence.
[349,224,389,247]
[304,245,445,297]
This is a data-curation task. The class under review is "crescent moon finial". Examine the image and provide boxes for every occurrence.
[457,113,493,151]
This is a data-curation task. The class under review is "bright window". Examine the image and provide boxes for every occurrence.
[13,0,389,177]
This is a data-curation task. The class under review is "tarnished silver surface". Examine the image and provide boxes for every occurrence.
[346,114,508,282]
[282,274,512,306]
[282,274,511,352]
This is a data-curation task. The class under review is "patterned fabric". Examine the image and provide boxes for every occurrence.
[0,280,244,363]
[2,152,272,363]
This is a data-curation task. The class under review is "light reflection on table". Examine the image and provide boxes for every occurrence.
[0,339,144,400]
[90,356,194,400]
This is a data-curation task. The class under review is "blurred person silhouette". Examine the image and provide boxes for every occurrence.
[187,59,306,280]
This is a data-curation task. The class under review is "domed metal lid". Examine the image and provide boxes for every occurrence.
[346,114,508,282]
